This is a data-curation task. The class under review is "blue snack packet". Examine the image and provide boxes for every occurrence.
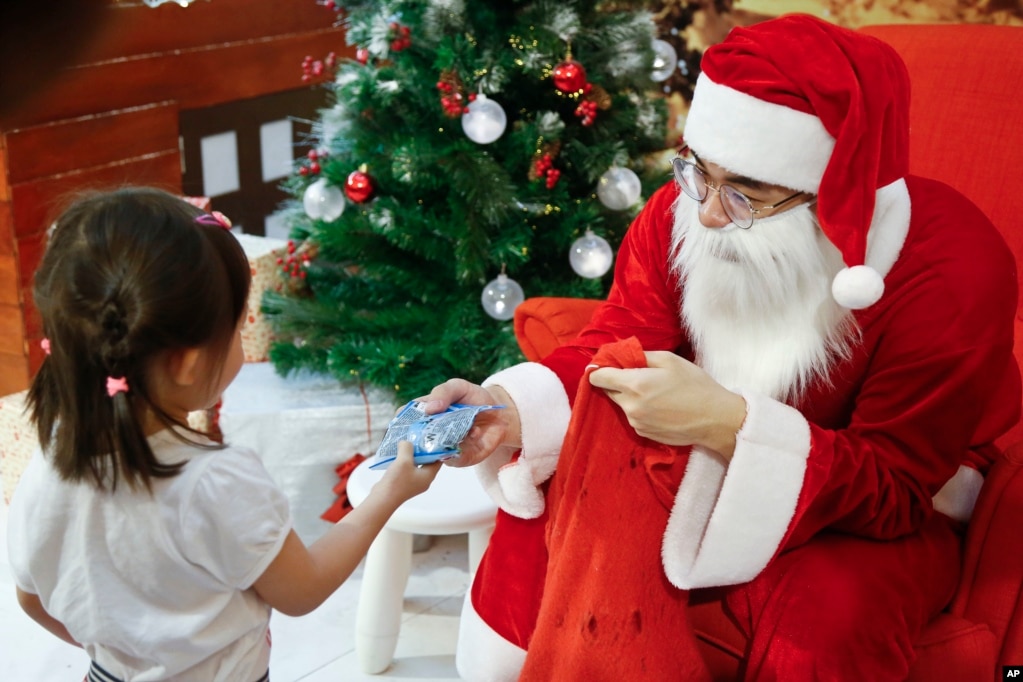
[369,400,503,470]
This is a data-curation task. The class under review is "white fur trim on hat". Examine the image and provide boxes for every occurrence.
[662,390,810,588]
[684,72,835,195]
[476,362,571,519]
[456,592,526,681]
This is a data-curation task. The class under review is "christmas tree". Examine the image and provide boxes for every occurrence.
[265,0,677,402]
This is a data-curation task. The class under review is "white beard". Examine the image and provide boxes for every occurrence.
[669,195,859,402]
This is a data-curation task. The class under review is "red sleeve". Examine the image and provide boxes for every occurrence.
[541,181,690,402]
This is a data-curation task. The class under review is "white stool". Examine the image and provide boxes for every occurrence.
[346,458,497,674]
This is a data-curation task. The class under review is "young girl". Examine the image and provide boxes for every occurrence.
[6,187,440,681]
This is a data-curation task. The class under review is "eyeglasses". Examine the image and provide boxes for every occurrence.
[672,157,805,229]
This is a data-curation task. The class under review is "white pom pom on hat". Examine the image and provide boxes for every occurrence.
[683,15,912,310]
[832,265,885,310]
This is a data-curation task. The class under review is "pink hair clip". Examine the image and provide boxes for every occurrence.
[195,211,232,230]
[41,338,51,355]
[106,376,129,397]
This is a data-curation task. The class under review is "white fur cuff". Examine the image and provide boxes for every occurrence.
[474,362,571,518]
[932,465,982,522]
[662,391,810,588]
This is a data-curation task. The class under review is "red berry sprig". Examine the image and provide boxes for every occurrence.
[389,22,412,52]
[437,82,465,117]
[533,153,562,189]
[297,148,329,176]
[436,70,469,118]
[545,168,562,189]
[301,55,323,82]
[277,240,311,281]
[575,99,598,126]
[300,52,336,82]
[534,153,553,176]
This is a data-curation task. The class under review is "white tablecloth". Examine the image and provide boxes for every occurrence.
[219,362,397,543]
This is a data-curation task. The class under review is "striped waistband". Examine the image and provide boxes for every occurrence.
[88,661,270,682]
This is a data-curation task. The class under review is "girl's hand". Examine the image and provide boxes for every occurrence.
[416,379,518,467]
[588,350,747,459]
[377,441,441,502]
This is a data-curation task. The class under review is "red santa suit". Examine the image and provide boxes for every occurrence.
[454,16,1021,682]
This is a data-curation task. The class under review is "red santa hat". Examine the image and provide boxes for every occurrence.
[683,14,911,309]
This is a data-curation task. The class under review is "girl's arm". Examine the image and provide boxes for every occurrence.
[252,443,439,616]
[15,588,81,647]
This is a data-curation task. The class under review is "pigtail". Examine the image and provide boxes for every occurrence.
[96,301,165,491]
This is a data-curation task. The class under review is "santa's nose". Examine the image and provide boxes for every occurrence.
[698,191,732,229]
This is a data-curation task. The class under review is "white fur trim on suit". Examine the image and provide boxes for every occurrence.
[932,465,983,523]
[683,72,834,195]
[455,591,527,682]
[662,390,810,589]
[477,362,571,519]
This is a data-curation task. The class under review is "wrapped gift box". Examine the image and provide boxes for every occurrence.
[234,233,288,363]
[0,390,36,505]
[218,362,397,543]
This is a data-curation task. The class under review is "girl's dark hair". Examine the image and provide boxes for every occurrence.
[27,187,251,491]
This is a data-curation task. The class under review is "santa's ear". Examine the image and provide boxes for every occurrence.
[163,347,203,387]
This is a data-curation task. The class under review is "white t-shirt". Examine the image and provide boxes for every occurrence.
[7,428,292,681]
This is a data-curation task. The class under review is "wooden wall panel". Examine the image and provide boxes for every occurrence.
[3,30,345,130]
[2,3,348,131]
[84,0,343,62]
[0,254,16,306]
[0,203,12,257]
[0,140,9,202]
[10,150,182,242]
[4,102,179,185]
[0,302,25,356]
[0,351,29,397]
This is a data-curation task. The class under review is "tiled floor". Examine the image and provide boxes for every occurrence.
[0,499,469,681]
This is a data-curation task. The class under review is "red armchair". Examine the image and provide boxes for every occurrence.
[512,24,1023,680]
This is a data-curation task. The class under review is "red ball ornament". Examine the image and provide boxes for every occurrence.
[552,60,587,93]
[344,170,374,203]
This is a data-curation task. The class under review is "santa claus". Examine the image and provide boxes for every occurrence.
[422,14,1020,681]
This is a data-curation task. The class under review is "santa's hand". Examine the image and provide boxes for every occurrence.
[588,350,747,459]
[416,379,517,467]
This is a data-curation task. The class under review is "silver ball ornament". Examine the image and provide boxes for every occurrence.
[651,39,678,82]
[480,273,524,320]
[462,94,507,145]
[596,166,642,211]
[303,178,346,221]
[569,230,614,279]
